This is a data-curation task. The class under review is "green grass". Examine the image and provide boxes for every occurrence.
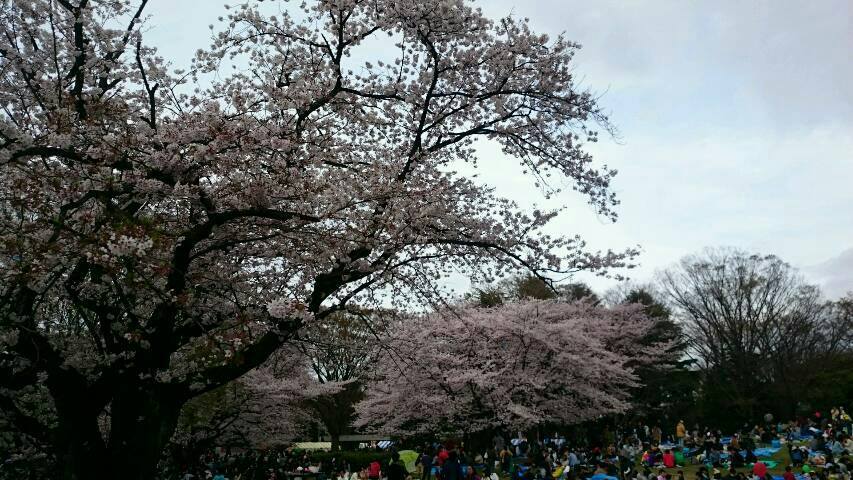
[636,448,793,478]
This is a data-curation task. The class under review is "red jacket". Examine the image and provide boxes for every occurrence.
[663,452,676,468]
[752,462,767,478]
[368,461,381,478]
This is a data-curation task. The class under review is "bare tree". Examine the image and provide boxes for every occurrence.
[659,248,852,423]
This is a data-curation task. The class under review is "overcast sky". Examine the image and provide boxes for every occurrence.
[144,0,853,298]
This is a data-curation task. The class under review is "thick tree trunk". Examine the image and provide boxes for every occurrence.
[312,383,362,453]
[56,416,110,480]
[110,388,182,480]
[57,386,184,480]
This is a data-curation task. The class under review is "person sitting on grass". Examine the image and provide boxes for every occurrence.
[464,466,481,480]
[729,447,745,469]
[696,466,709,480]
[663,451,676,469]
[790,446,804,467]
[782,465,796,480]
[442,451,464,480]
[708,449,721,467]
[723,467,737,480]
[752,460,767,480]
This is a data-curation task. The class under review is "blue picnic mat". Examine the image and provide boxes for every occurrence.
[589,474,619,480]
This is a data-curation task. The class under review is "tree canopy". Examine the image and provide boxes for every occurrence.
[0,0,631,477]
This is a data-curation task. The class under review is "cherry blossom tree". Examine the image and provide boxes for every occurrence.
[355,300,660,435]
[171,347,319,453]
[296,309,387,450]
[0,0,634,477]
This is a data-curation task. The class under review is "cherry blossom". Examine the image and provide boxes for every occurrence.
[355,300,660,435]
[0,0,634,477]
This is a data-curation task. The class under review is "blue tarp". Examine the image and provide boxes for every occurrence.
[720,447,780,460]
[753,447,780,458]
[589,474,619,480]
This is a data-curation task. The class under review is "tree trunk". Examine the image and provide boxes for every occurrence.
[56,414,110,480]
[57,385,184,480]
[331,432,341,452]
[106,387,183,480]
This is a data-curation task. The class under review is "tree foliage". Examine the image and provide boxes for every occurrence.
[612,286,695,423]
[0,0,631,477]
[356,300,664,435]
[295,309,387,450]
[472,274,599,306]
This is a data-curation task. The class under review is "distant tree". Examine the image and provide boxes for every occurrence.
[617,287,695,423]
[172,348,315,452]
[355,300,663,435]
[506,275,559,300]
[296,309,387,450]
[472,275,598,305]
[473,286,505,307]
[659,248,852,425]
[560,282,600,304]
[800,292,853,411]
[624,288,671,320]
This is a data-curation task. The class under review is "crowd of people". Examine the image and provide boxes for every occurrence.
[166,407,853,480]
[162,447,338,480]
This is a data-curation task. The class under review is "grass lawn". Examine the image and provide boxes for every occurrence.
[636,448,793,478]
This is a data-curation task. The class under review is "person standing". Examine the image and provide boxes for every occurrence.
[388,452,407,480]
[417,448,434,480]
[676,421,686,448]
[442,451,463,480]
[493,433,506,457]
[652,426,663,446]
[437,447,449,467]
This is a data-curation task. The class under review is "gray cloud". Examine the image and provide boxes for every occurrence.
[479,0,853,133]
[804,249,853,299]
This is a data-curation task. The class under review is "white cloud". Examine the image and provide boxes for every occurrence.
[467,124,853,293]
[803,249,853,300]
